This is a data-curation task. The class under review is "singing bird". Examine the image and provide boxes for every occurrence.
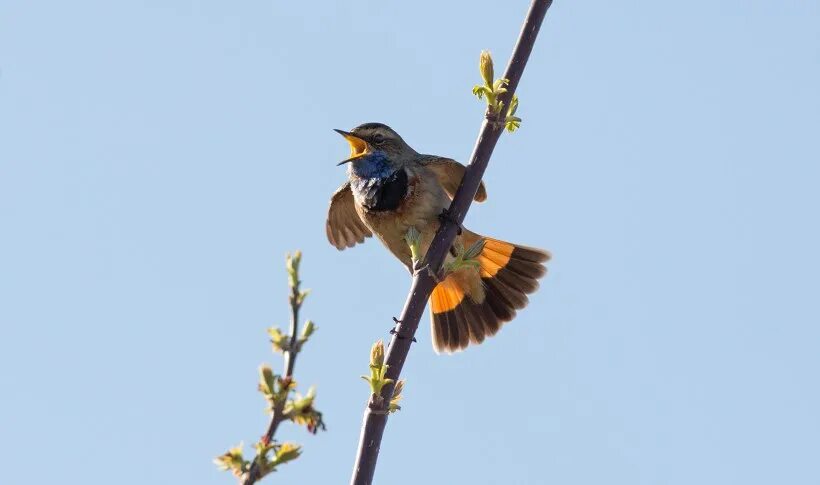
[326,123,550,353]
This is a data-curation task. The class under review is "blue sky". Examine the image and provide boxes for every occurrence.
[2,1,819,484]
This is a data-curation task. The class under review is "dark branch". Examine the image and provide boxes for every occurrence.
[349,1,554,484]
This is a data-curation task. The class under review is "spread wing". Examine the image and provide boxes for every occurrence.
[326,182,372,250]
[420,156,487,202]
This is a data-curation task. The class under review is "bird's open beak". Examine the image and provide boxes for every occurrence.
[334,129,369,165]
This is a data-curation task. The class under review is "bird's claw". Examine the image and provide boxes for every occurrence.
[413,262,441,283]
[390,320,417,343]
[438,208,462,235]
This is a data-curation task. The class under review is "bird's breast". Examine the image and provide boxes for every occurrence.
[351,168,409,212]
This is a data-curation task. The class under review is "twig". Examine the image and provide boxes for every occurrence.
[216,252,323,482]
[348,1,554,484]
[242,257,305,485]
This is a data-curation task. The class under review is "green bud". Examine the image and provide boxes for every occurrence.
[479,50,494,88]
[504,94,522,132]
[505,117,522,132]
[253,440,275,456]
[268,327,288,352]
[248,441,279,478]
[404,226,422,263]
[301,320,316,340]
[214,442,248,477]
[286,250,302,288]
[389,379,405,413]
[472,85,486,100]
[508,94,519,116]
[404,226,420,245]
[274,442,302,465]
[370,340,386,367]
[258,365,276,397]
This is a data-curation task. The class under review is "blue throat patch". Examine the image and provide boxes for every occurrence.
[350,151,393,179]
[348,152,408,212]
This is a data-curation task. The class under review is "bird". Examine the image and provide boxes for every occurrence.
[326,122,550,353]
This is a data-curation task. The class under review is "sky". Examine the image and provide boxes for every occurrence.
[1,1,819,484]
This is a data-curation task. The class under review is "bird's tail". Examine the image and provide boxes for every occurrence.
[428,231,550,353]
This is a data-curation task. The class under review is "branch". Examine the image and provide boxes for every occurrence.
[242,272,302,485]
[216,252,325,484]
[348,2,553,484]
[241,254,306,485]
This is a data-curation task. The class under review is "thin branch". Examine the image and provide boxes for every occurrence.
[216,253,324,482]
[242,265,304,485]
[349,1,554,484]
[285,282,300,377]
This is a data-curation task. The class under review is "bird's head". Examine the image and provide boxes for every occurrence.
[334,123,417,174]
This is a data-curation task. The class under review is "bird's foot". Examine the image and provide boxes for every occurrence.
[438,207,463,235]
[390,317,417,342]
[413,262,441,283]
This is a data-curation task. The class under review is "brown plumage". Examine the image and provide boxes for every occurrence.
[326,123,550,353]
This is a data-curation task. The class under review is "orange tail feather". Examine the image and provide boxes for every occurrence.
[429,234,550,353]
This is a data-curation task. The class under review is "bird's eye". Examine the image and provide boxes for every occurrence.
[372,133,385,145]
